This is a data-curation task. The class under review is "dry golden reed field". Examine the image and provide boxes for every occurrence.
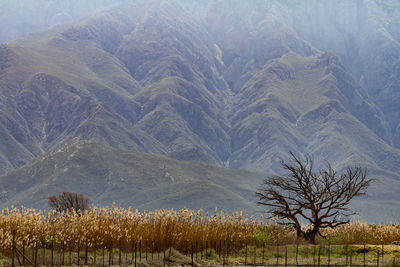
[1,206,400,251]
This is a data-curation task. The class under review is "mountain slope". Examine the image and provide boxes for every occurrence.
[0,0,399,220]
[2,1,398,172]
[228,52,399,172]
[0,141,265,213]
[284,0,400,147]
[0,2,233,170]
[0,141,399,221]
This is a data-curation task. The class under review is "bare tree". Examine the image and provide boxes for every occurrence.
[256,152,374,244]
[48,192,90,212]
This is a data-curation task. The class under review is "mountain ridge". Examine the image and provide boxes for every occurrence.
[0,0,399,220]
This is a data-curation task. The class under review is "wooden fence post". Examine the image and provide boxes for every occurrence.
[125,240,128,264]
[146,240,148,262]
[22,239,25,266]
[200,241,203,260]
[223,240,225,260]
[377,249,380,267]
[139,240,142,262]
[191,243,194,266]
[119,239,122,266]
[227,233,230,266]
[285,246,288,267]
[350,249,353,267]
[108,243,112,266]
[61,240,65,266]
[134,242,137,267]
[51,240,54,267]
[11,230,15,267]
[364,244,366,267]
[94,240,97,266]
[328,241,331,267]
[245,244,248,266]
[57,241,61,266]
[69,243,72,266]
[313,244,316,267]
[158,240,160,261]
[102,245,105,267]
[254,244,257,267]
[276,244,279,266]
[131,241,135,264]
[206,240,208,259]
[317,245,321,267]
[223,241,225,267]
[296,243,299,266]
[85,240,88,265]
[217,240,220,259]
[43,241,46,266]
[163,242,166,267]
[196,240,198,261]
[262,243,265,267]
[78,240,81,267]
[34,241,38,267]
[152,241,154,261]
[111,242,114,265]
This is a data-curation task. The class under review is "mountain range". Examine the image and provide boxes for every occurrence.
[0,0,399,221]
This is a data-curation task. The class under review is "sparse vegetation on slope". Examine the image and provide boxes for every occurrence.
[0,141,265,213]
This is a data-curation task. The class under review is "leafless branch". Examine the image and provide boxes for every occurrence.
[256,152,374,243]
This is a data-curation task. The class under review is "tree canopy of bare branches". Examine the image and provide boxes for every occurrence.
[256,152,374,244]
[48,192,90,212]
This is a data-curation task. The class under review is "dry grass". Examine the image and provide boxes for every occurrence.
[1,206,399,254]
[324,221,400,245]
[0,206,266,251]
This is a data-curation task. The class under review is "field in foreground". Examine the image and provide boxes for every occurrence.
[1,243,400,267]
[1,207,400,266]
[1,207,400,247]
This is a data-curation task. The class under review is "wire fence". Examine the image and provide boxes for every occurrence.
[1,230,394,267]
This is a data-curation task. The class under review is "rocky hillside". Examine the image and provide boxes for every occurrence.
[0,141,264,213]
[0,0,399,220]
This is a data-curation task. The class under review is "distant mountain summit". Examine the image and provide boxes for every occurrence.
[0,0,399,221]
